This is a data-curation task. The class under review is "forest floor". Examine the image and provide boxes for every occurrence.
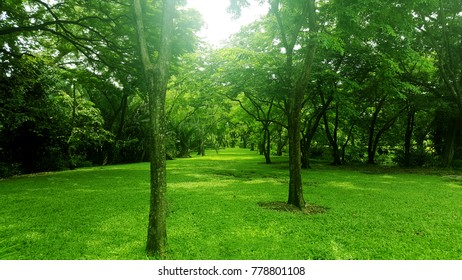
[1,148,462,260]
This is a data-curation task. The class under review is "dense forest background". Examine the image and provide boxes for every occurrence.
[1,0,462,178]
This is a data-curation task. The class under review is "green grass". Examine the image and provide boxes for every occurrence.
[1,148,462,259]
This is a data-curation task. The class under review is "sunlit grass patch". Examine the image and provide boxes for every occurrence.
[1,148,462,259]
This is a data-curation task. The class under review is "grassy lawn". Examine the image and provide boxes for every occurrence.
[1,148,462,260]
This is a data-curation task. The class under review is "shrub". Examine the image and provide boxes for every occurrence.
[0,163,20,179]
[393,149,433,167]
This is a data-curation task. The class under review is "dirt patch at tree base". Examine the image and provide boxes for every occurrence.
[258,201,328,215]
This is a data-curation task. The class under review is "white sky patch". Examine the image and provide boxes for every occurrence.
[186,0,269,47]
[0,11,8,20]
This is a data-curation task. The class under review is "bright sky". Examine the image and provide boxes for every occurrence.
[186,0,269,47]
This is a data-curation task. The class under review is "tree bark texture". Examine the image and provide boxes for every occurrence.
[287,113,305,208]
[287,37,317,208]
[133,0,175,258]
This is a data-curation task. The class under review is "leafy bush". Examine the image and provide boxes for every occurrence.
[0,163,20,179]
[393,149,433,167]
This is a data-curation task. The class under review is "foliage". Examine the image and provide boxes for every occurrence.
[0,56,65,174]
[165,52,233,158]
[52,90,114,164]
[2,0,462,172]
[392,149,434,167]
[0,55,112,176]
[0,0,204,173]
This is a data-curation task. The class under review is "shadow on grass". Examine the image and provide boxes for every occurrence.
[258,201,329,215]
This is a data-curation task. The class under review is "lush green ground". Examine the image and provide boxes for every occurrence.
[1,148,462,260]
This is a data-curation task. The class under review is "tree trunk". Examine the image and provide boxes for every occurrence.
[287,111,305,208]
[263,125,272,164]
[300,131,313,169]
[68,82,78,170]
[322,101,342,165]
[368,99,406,165]
[332,104,342,165]
[275,126,286,156]
[133,0,175,258]
[341,123,355,163]
[287,38,317,209]
[403,106,415,167]
[197,138,206,156]
[258,142,264,155]
[242,135,248,149]
[367,97,385,164]
[300,144,311,169]
[272,0,317,209]
[107,89,130,164]
[301,121,319,169]
[442,125,457,167]
[301,100,327,169]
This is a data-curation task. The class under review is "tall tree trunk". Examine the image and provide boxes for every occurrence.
[133,0,175,258]
[287,38,318,208]
[271,0,317,208]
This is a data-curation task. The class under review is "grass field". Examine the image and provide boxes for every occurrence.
[1,148,462,260]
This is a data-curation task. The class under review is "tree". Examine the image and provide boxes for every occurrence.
[133,0,175,257]
[228,0,330,207]
[270,0,319,208]
[413,0,462,166]
[300,97,326,168]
